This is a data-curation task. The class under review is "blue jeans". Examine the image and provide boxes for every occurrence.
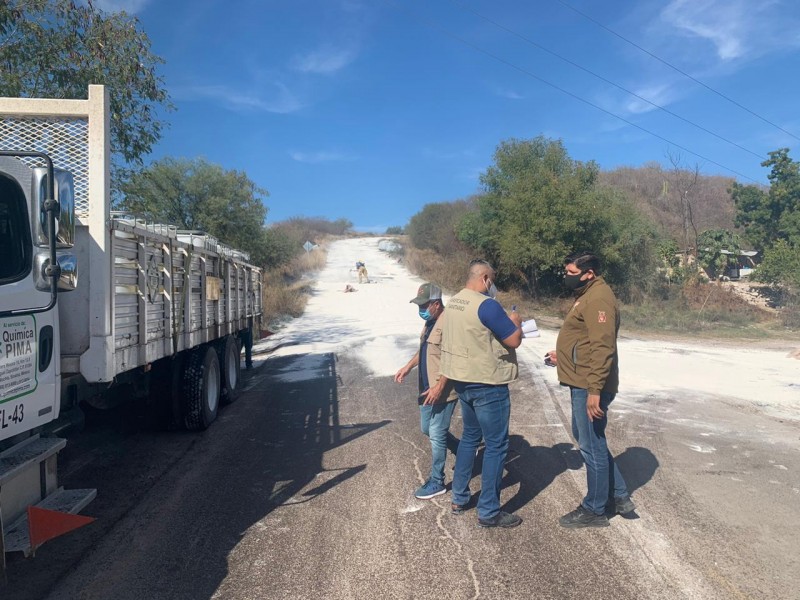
[419,401,459,486]
[570,387,629,515]
[451,385,510,520]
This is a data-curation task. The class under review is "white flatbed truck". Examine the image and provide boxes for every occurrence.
[0,85,262,575]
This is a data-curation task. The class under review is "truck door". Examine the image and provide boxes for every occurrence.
[0,168,60,442]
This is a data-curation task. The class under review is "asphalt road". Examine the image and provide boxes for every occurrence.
[3,340,798,599]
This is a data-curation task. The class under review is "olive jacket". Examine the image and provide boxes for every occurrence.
[555,276,619,394]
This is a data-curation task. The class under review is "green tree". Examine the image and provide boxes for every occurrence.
[753,239,800,288]
[458,136,658,299]
[118,158,272,265]
[407,199,474,256]
[697,229,741,280]
[658,239,681,269]
[0,0,171,170]
[732,148,800,249]
[385,226,404,235]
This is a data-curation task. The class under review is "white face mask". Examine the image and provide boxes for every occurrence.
[485,277,498,299]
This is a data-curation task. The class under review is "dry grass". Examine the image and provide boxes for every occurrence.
[290,246,328,273]
[403,247,473,294]
[260,246,327,330]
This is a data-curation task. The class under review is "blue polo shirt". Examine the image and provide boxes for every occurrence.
[453,295,517,393]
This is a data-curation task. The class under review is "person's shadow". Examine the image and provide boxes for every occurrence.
[498,438,659,517]
[498,436,577,514]
[614,447,659,495]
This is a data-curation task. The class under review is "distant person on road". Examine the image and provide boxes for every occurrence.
[394,283,460,500]
[440,259,523,528]
[546,250,634,529]
[356,260,369,284]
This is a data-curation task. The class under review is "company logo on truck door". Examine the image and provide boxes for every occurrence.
[0,316,38,403]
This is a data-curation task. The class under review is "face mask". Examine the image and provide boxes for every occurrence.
[418,308,434,321]
[564,272,589,291]
[484,278,498,299]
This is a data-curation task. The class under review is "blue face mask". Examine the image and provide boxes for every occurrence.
[418,308,433,321]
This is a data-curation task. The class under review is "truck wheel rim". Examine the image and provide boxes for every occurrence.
[227,346,238,390]
[207,361,220,413]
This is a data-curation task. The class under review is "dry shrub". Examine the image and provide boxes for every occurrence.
[404,247,473,293]
[290,247,327,273]
[260,246,327,328]
[682,281,771,323]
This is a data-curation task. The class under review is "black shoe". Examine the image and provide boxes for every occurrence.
[614,495,636,515]
[559,505,609,529]
[478,511,522,528]
[452,502,468,515]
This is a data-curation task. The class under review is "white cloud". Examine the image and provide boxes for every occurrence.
[623,83,680,114]
[183,82,304,114]
[492,86,524,100]
[660,0,800,61]
[289,151,356,163]
[91,0,151,13]
[292,46,358,74]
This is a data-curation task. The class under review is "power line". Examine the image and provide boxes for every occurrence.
[555,0,800,143]
[447,0,766,161]
[396,6,759,183]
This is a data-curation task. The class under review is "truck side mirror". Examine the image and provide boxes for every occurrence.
[34,253,78,292]
[33,167,76,248]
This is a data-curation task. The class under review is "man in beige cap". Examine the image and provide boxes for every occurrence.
[394,282,459,499]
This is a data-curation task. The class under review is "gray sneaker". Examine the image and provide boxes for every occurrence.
[559,505,610,529]
[478,511,522,528]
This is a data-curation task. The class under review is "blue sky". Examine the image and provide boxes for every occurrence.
[97,0,800,232]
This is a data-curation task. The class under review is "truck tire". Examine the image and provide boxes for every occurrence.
[149,354,184,431]
[183,345,220,431]
[218,335,241,405]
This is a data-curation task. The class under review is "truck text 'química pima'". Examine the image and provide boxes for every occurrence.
[0,85,262,573]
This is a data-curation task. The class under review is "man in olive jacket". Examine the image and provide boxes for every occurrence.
[546,251,635,528]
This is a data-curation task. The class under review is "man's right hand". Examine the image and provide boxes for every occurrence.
[508,310,523,328]
[545,350,557,366]
[394,367,409,383]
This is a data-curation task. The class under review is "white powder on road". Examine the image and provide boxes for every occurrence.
[260,238,800,421]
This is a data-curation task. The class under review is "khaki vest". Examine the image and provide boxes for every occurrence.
[440,288,518,385]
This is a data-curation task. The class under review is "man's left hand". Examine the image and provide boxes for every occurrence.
[422,384,444,405]
[587,393,605,421]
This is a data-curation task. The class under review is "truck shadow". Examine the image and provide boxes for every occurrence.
[2,351,388,600]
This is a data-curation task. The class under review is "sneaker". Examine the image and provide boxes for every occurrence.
[559,505,610,529]
[414,479,446,500]
[478,511,522,528]
[451,502,468,515]
[614,495,636,515]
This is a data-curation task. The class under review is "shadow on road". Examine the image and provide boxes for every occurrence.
[499,436,574,514]
[495,440,658,516]
[615,446,660,495]
[3,351,389,600]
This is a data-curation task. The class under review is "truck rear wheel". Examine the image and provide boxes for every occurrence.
[218,335,241,405]
[183,345,220,431]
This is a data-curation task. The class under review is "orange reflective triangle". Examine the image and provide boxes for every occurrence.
[27,506,95,551]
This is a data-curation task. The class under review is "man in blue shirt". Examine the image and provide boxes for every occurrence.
[440,260,523,528]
